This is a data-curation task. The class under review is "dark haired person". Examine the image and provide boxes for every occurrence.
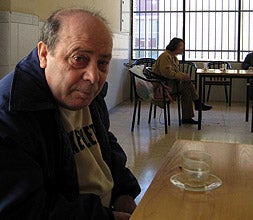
[152,37,212,124]
[242,52,253,70]
[0,8,140,220]
[242,52,253,99]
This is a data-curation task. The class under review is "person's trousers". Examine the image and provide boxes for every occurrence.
[169,80,199,119]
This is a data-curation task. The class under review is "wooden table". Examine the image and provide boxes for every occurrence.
[130,139,253,220]
[196,69,253,131]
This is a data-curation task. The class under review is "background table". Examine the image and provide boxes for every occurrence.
[130,139,253,220]
[196,69,253,131]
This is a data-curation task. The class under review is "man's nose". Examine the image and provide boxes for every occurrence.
[83,63,100,84]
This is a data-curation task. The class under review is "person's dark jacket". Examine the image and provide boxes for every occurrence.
[0,48,140,219]
[242,52,253,99]
[242,52,253,70]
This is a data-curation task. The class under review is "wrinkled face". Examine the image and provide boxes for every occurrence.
[38,13,112,110]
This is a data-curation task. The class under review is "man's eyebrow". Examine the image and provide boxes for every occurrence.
[100,54,112,59]
[74,48,112,59]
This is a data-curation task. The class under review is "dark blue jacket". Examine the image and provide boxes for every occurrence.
[0,48,140,219]
[242,52,253,70]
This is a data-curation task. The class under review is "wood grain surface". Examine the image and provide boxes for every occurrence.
[130,140,253,220]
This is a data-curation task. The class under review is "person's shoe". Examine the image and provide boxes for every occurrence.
[194,100,212,111]
[182,118,198,124]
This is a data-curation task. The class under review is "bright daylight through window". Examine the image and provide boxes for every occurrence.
[132,0,253,61]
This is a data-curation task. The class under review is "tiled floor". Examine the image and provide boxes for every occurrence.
[108,100,253,203]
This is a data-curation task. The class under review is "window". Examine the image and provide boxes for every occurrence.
[132,0,253,61]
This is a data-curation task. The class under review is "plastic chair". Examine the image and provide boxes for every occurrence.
[179,61,197,88]
[129,66,172,134]
[145,67,182,126]
[204,61,232,106]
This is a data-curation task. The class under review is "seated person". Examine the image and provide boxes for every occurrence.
[0,8,140,220]
[152,37,212,124]
[242,52,253,99]
[242,52,253,70]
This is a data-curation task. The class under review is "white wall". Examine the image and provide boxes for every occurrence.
[0,11,39,78]
[105,33,130,110]
[0,11,130,110]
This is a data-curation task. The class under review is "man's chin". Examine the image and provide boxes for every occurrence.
[59,99,93,110]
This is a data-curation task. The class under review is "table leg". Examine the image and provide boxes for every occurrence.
[198,75,203,130]
[251,101,253,132]
[246,78,250,122]
[229,77,232,107]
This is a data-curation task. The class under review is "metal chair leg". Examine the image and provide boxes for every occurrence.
[251,101,253,132]
[203,78,206,102]
[148,103,153,124]
[167,102,171,126]
[163,103,168,134]
[137,100,141,125]
[224,85,228,103]
[153,105,157,118]
[131,99,138,131]
[229,78,232,106]
[207,85,212,102]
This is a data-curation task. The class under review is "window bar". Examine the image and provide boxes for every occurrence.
[163,3,166,51]
[182,0,186,60]
[144,1,147,57]
[135,0,137,58]
[195,0,197,58]
[237,0,241,61]
[227,0,230,59]
[156,0,160,58]
[188,0,191,59]
[169,0,172,41]
[138,0,141,58]
[214,0,217,59]
[201,0,203,59]
[221,0,223,60]
[248,0,251,51]
[208,0,210,59]
[176,0,179,37]
[150,2,153,58]
[234,0,237,60]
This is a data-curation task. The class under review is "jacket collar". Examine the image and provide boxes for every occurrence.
[10,47,57,112]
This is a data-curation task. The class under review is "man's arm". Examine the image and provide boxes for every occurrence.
[155,53,187,81]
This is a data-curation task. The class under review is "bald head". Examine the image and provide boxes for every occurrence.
[40,8,112,53]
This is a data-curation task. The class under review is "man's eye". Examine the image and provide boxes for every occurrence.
[70,55,88,68]
[74,56,84,62]
[98,61,110,71]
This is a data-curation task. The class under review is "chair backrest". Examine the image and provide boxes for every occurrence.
[132,58,156,67]
[179,61,197,83]
[207,61,232,69]
[144,66,167,81]
[129,66,170,103]
[207,61,232,82]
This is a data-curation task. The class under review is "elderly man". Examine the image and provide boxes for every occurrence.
[0,8,140,220]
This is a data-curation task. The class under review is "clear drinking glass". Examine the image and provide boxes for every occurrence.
[181,150,212,188]
[203,63,209,71]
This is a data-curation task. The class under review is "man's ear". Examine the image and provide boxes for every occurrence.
[37,41,49,68]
